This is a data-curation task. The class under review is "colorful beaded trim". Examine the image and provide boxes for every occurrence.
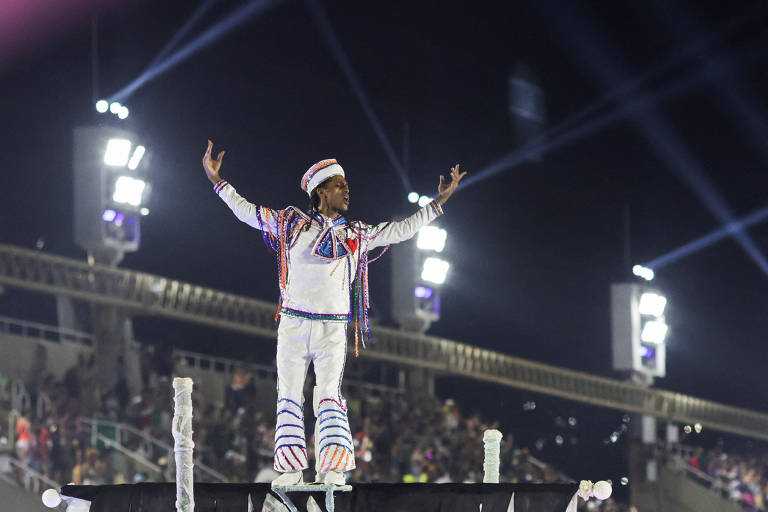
[428,200,443,217]
[213,180,229,195]
[301,159,338,192]
[280,307,349,322]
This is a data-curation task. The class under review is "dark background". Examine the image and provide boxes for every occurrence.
[2,0,768,487]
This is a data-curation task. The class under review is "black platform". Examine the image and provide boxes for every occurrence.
[61,482,579,512]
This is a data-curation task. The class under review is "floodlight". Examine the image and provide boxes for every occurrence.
[417,226,447,252]
[638,293,666,317]
[418,195,433,207]
[632,264,654,281]
[414,286,433,299]
[140,207,150,216]
[113,176,146,206]
[421,257,449,284]
[109,102,122,114]
[408,192,419,203]
[127,145,146,170]
[104,139,132,167]
[118,106,129,119]
[95,100,109,113]
[638,344,655,359]
[640,320,668,343]
[102,209,117,222]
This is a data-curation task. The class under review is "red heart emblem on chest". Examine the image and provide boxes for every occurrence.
[346,238,358,253]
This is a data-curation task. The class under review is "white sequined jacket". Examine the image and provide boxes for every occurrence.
[214,180,443,322]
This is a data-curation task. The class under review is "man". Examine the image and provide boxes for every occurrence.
[202,140,465,486]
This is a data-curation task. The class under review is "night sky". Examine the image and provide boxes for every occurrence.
[3,0,768,481]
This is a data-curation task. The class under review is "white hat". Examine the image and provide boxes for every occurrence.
[301,159,345,196]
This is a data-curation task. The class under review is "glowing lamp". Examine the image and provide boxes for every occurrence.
[640,320,668,343]
[638,292,666,317]
[127,145,146,170]
[113,176,146,206]
[632,264,654,281]
[418,195,433,207]
[414,286,433,299]
[417,226,447,252]
[421,257,449,284]
[104,138,132,167]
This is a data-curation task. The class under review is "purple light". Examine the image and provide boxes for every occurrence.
[639,345,655,359]
[114,213,125,226]
[414,286,433,299]
[102,209,117,222]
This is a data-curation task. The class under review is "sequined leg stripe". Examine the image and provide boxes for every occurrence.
[324,446,339,473]
[319,398,347,412]
[274,398,307,471]
[278,398,304,411]
[334,451,349,472]
[279,448,296,471]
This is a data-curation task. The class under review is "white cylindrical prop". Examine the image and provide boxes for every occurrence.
[482,429,503,483]
[172,377,195,512]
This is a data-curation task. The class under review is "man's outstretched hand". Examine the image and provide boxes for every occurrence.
[202,140,225,185]
[436,164,467,205]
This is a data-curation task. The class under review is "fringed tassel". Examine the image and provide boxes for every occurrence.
[273,210,293,324]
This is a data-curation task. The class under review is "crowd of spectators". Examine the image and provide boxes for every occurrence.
[672,444,768,511]
[2,350,629,511]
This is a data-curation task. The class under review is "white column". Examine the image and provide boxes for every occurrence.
[483,429,503,483]
[172,377,195,512]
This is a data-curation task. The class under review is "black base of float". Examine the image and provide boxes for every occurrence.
[61,482,579,512]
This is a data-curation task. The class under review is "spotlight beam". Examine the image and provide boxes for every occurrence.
[109,0,282,103]
[645,204,768,271]
[461,40,763,189]
[461,5,761,190]
[145,0,220,72]
[649,0,768,164]
[541,0,768,278]
[305,0,413,193]
[545,4,760,144]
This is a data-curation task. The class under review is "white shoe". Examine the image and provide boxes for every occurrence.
[323,471,346,486]
[271,470,303,487]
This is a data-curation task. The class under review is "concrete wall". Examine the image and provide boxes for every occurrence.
[632,467,742,512]
[0,331,93,384]
[0,477,51,512]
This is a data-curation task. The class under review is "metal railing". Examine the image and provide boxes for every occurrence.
[0,314,93,346]
[82,417,228,483]
[8,459,60,495]
[174,348,404,396]
[95,433,164,476]
[3,243,768,440]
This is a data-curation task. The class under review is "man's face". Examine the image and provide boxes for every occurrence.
[319,175,350,213]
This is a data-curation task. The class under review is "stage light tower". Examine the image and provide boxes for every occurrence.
[71,125,150,395]
[610,283,668,385]
[391,224,450,333]
[73,125,150,266]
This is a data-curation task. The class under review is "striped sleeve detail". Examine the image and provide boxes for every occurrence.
[428,200,443,217]
[213,180,229,195]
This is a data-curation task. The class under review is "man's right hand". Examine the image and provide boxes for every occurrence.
[203,139,225,184]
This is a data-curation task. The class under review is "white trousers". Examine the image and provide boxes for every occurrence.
[273,315,356,474]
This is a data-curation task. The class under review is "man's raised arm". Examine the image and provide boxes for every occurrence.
[366,164,466,250]
[203,140,279,235]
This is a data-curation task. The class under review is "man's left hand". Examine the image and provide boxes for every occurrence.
[436,164,467,205]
